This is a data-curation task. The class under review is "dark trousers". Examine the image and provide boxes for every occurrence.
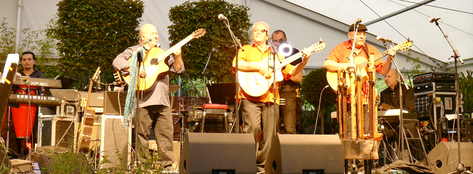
[135,105,174,166]
[240,99,277,168]
[279,90,298,134]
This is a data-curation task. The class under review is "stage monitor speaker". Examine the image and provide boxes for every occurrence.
[100,115,131,169]
[180,132,255,174]
[265,134,344,174]
[424,142,473,173]
[104,91,126,115]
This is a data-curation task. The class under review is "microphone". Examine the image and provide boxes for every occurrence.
[218,14,227,21]
[429,17,440,23]
[261,28,268,33]
[376,36,392,42]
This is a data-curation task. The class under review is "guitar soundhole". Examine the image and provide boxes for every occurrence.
[150,58,158,65]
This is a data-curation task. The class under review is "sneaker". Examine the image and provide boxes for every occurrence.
[162,166,176,173]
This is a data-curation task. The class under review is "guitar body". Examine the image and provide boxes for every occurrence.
[238,69,284,97]
[77,109,95,153]
[123,47,171,91]
[326,57,368,92]
[238,39,326,97]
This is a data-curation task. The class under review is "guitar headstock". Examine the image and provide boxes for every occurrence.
[308,37,326,53]
[394,38,413,52]
[191,28,206,39]
[92,67,101,81]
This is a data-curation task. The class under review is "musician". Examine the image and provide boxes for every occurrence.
[323,23,395,133]
[233,21,311,173]
[113,23,183,172]
[380,68,415,113]
[19,51,46,78]
[272,30,302,134]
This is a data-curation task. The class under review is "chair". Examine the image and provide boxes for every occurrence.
[200,104,229,133]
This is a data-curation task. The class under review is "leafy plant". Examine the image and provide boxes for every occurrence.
[459,70,473,113]
[0,18,59,78]
[47,0,144,89]
[300,68,337,132]
[168,0,252,83]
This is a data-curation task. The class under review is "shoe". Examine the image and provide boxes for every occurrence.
[162,166,176,173]
[257,166,265,174]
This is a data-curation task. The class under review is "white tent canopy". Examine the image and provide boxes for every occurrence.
[2,0,472,74]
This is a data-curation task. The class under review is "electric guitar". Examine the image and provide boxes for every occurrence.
[121,28,206,91]
[326,39,413,92]
[77,67,100,153]
[238,38,326,97]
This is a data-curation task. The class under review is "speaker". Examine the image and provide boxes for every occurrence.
[424,142,473,173]
[179,132,256,174]
[265,134,344,174]
[38,116,77,148]
[104,91,126,115]
[99,115,131,169]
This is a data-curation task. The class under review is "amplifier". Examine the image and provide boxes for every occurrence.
[415,93,463,120]
[37,116,78,148]
[78,91,104,107]
[414,82,455,93]
[104,91,126,115]
[413,72,455,84]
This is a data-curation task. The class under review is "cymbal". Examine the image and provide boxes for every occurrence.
[169,84,180,93]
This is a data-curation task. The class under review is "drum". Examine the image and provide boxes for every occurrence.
[11,89,37,138]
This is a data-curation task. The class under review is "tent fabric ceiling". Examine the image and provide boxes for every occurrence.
[286,0,473,63]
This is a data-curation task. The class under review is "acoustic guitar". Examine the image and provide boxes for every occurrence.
[77,67,101,153]
[326,40,413,92]
[121,28,206,91]
[238,38,326,97]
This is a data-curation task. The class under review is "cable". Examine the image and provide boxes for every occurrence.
[313,85,330,134]
[360,0,445,70]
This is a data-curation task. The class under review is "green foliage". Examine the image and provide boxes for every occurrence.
[460,70,473,113]
[47,0,144,89]
[0,18,59,78]
[301,68,336,109]
[300,68,337,131]
[168,0,252,83]
[0,18,16,62]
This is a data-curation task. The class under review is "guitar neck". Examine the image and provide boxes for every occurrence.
[276,52,304,71]
[157,34,194,61]
[374,50,390,62]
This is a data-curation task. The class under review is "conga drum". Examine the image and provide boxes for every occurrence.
[11,89,37,138]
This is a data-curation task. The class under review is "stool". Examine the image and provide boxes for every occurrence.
[200,104,229,133]
[402,117,429,166]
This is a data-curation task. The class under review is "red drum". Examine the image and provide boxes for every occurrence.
[11,89,37,138]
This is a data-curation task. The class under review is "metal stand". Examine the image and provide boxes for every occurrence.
[432,18,465,173]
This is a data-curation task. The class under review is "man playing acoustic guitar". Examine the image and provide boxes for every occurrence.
[323,23,396,133]
[113,23,184,172]
[233,21,315,173]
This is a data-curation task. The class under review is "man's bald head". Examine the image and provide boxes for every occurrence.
[385,68,399,90]
[139,24,159,48]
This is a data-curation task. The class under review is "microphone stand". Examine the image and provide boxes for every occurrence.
[382,40,409,161]
[202,49,215,102]
[267,31,280,134]
[432,19,465,173]
[222,18,244,133]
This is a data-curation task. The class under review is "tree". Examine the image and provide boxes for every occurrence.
[168,0,252,84]
[300,68,337,133]
[47,0,144,89]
